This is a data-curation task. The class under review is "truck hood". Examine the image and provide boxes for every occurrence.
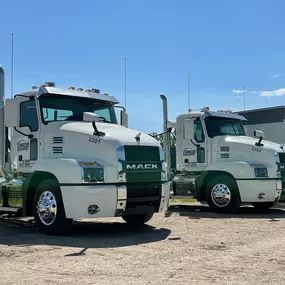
[60,122,160,150]
[224,136,284,153]
[213,135,284,168]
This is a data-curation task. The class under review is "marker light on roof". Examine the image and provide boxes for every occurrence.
[77,88,84,91]
[104,93,109,96]
[91,88,100,94]
[86,89,92,92]
[69,86,76,90]
[45,82,55,87]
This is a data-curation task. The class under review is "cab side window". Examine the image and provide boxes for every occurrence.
[194,119,205,142]
[20,100,38,132]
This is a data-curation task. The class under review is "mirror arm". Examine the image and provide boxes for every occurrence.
[114,105,126,111]
[255,137,263,147]
[149,128,172,137]
[14,127,34,139]
[92,122,105,137]
[190,139,200,148]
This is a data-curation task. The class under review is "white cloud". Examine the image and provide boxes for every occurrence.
[259,88,285,97]
[232,89,244,94]
[270,74,282,79]
[232,89,257,95]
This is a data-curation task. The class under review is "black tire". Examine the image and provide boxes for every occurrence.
[33,179,72,235]
[206,175,241,213]
[252,202,275,211]
[122,212,154,225]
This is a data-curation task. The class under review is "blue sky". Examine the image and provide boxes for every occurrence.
[0,0,285,133]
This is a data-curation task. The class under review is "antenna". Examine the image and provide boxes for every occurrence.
[188,73,190,112]
[11,32,14,98]
[244,86,246,111]
[124,57,127,110]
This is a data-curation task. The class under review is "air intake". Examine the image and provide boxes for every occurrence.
[53,137,63,144]
[53,147,63,154]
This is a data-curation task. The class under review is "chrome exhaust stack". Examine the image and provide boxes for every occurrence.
[160,94,171,180]
[0,66,5,180]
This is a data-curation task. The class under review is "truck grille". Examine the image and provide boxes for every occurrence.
[279,153,285,163]
[122,146,162,182]
[124,184,161,215]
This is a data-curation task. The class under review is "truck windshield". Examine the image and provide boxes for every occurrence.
[205,117,245,138]
[39,94,118,124]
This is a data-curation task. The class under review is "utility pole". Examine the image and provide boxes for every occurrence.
[244,86,246,111]
[11,32,14,98]
[124,57,127,110]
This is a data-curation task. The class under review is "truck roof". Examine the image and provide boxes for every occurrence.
[177,110,247,121]
[15,86,119,104]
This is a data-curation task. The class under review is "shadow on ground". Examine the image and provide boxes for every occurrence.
[0,219,171,249]
[167,203,285,221]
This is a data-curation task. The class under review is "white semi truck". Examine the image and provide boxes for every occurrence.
[160,95,285,213]
[0,65,170,235]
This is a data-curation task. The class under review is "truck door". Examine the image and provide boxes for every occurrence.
[182,118,207,169]
[11,98,40,174]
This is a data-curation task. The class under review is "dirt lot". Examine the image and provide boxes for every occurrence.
[1,204,285,285]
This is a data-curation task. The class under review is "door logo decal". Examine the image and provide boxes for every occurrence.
[17,140,29,151]
[183,148,196,156]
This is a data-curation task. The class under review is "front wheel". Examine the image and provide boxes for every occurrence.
[252,202,275,211]
[122,212,154,225]
[33,179,72,235]
[206,175,241,213]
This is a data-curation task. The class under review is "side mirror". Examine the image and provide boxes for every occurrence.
[183,119,194,140]
[254,130,265,146]
[120,110,128,128]
[83,112,99,123]
[254,130,265,138]
[5,98,20,127]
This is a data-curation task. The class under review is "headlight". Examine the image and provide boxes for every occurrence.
[82,168,104,182]
[77,161,105,183]
[254,167,268,178]
[274,152,280,164]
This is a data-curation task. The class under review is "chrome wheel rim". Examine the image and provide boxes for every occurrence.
[37,191,57,225]
[211,183,231,208]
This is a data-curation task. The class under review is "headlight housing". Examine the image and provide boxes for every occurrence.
[82,168,104,182]
[78,161,105,183]
[254,167,268,178]
[249,163,268,178]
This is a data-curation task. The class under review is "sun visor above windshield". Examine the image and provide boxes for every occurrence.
[37,87,119,104]
[202,111,247,121]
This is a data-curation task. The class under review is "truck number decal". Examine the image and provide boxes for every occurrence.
[89,137,100,144]
[252,146,261,152]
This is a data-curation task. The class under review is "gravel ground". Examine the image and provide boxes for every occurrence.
[1,203,285,285]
